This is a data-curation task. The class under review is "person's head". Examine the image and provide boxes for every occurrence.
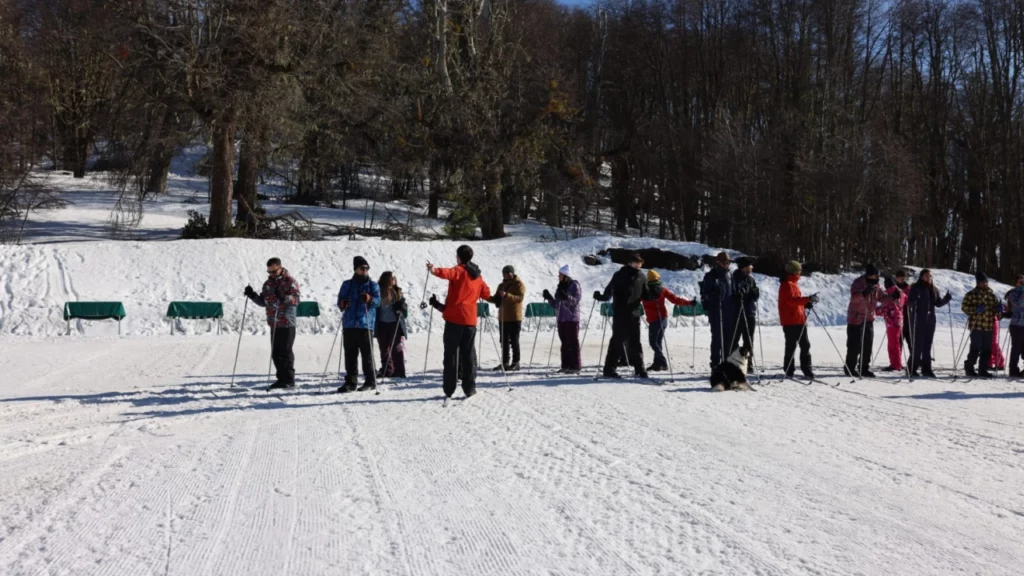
[353,256,370,277]
[785,260,802,278]
[895,269,907,283]
[502,265,515,281]
[267,257,283,277]
[646,269,661,283]
[1015,274,1024,288]
[975,272,989,288]
[735,256,754,274]
[628,253,644,270]
[920,269,933,285]
[378,271,396,288]
[558,264,571,282]
[456,245,473,265]
[865,263,879,282]
[715,251,731,269]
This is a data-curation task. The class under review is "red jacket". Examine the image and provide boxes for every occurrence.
[642,287,692,323]
[778,275,810,326]
[432,262,492,326]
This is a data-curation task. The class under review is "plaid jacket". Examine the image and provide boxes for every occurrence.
[961,286,1001,331]
[248,269,301,328]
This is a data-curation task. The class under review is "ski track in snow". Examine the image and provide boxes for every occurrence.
[1,331,1023,575]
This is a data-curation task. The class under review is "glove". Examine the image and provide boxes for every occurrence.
[489,294,502,305]
[244,285,256,298]
[543,289,553,300]
[809,293,820,305]
[362,293,371,304]
[976,305,986,314]
[749,286,760,301]
[806,302,815,311]
[429,294,440,308]
[1002,310,1012,319]
[339,299,349,310]
[394,298,406,313]
[593,290,604,301]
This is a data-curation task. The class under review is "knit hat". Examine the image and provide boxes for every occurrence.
[716,251,731,266]
[735,256,754,269]
[865,263,879,277]
[456,245,473,263]
[559,264,572,277]
[975,272,989,283]
[785,261,802,275]
[647,269,661,282]
[353,256,369,270]
[502,265,515,275]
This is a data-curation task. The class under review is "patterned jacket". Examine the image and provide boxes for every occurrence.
[1004,287,1024,327]
[847,276,889,326]
[961,286,1001,331]
[878,286,908,327]
[338,276,381,331]
[248,269,301,328]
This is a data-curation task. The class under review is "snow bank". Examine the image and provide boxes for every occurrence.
[0,235,1010,338]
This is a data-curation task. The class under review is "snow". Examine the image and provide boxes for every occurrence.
[2,159,1024,575]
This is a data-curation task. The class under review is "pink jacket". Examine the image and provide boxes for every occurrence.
[878,286,907,326]
[847,276,890,326]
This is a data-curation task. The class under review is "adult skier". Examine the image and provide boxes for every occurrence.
[906,269,952,378]
[700,252,736,370]
[880,271,909,372]
[244,257,301,390]
[375,271,408,379]
[1005,274,1024,377]
[427,245,492,399]
[543,265,583,373]
[845,264,894,378]
[730,256,761,359]
[336,256,381,393]
[778,261,817,379]
[961,272,1003,378]
[641,269,692,372]
[593,253,651,379]
[492,265,526,371]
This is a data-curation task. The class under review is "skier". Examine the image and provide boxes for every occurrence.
[879,271,909,372]
[542,265,582,373]
[906,269,952,378]
[961,272,1003,378]
[778,261,817,379]
[244,257,301,390]
[427,245,492,399]
[730,256,761,360]
[641,269,692,372]
[700,252,737,370]
[492,265,525,371]
[336,256,381,393]
[427,294,462,382]
[375,271,408,379]
[844,264,893,378]
[991,313,1007,373]
[1006,274,1024,378]
[894,270,913,349]
[593,253,650,379]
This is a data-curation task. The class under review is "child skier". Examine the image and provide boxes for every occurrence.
[880,271,909,372]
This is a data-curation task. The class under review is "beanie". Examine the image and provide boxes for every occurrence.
[735,256,755,269]
[559,264,572,277]
[865,263,879,277]
[785,261,802,275]
[975,272,989,283]
[502,265,515,275]
[646,269,661,282]
[457,245,473,263]
[353,256,369,270]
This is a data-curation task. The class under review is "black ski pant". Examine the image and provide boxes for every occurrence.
[1009,325,1024,374]
[271,326,296,384]
[783,325,812,377]
[965,329,993,374]
[376,321,405,378]
[443,322,477,397]
[845,322,875,375]
[708,312,735,369]
[343,328,376,387]
[500,320,522,366]
[604,314,644,375]
[558,321,581,370]
[732,314,757,360]
[910,320,936,374]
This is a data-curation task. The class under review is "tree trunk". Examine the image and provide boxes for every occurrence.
[145,153,173,195]
[208,108,236,238]
[478,167,506,239]
[428,159,443,218]
[236,132,260,232]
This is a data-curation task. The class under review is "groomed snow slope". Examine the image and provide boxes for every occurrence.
[0,236,1012,338]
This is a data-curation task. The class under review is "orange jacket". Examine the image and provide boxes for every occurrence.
[778,275,811,326]
[642,287,692,323]
[432,263,492,326]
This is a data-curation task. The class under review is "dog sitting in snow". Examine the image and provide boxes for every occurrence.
[710,345,753,392]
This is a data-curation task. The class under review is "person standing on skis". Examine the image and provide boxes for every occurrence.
[491,265,526,371]
[245,257,301,390]
[641,269,692,372]
[961,272,1003,378]
[543,265,583,373]
[730,256,761,359]
[1005,274,1024,378]
[905,269,952,378]
[879,270,909,372]
[375,271,408,379]
[845,264,895,378]
[594,253,651,379]
[336,256,381,393]
[427,245,492,399]
[778,261,817,379]
[700,252,736,370]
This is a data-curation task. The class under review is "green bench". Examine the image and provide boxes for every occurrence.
[166,301,224,335]
[296,301,322,330]
[63,302,127,335]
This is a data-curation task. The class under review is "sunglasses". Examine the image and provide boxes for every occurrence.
[357,266,370,271]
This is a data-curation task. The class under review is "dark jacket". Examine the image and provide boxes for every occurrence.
[906,282,951,332]
[700,266,735,320]
[338,275,381,331]
[596,265,649,318]
[248,268,301,328]
[731,269,761,317]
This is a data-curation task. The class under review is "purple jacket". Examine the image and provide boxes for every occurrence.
[544,279,582,323]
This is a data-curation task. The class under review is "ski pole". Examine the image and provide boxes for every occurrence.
[740,312,760,383]
[547,321,557,368]
[423,305,435,374]
[365,302,379,393]
[756,299,766,375]
[690,314,697,370]
[592,315,609,380]
[659,309,675,383]
[854,318,868,378]
[579,299,597,352]
[871,326,887,367]
[380,312,404,387]
[317,316,342,394]
[529,316,541,366]
[230,297,249,387]
[810,307,848,374]
[947,300,956,372]
[487,320,511,390]
[420,269,431,308]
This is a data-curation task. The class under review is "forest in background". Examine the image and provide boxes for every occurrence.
[1,0,1022,279]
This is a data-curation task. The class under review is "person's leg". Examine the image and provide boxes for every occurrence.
[920,328,935,374]
[508,320,522,365]
[442,322,460,397]
[377,322,393,377]
[648,319,666,367]
[991,320,1005,369]
[360,329,375,386]
[978,329,993,374]
[782,325,799,376]
[343,329,359,387]
[886,322,902,370]
[709,314,722,368]
[845,324,861,373]
[965,330,981,373]
[500,321,511,366]
[605,315,627,375]
[860,322,875,374]
[460,325,477,395]
[568,322,581,370]
[1009,326,1024,375]
[557,321,570,369]
[799,326,813,376]
[272,327,296,384]
[627,317,645,373]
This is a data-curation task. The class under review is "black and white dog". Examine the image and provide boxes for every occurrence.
[710,345,753,391]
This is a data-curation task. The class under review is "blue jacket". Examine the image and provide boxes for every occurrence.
[1007,287,1024,327]
[700,266,736,320]
[338,276,381,331]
